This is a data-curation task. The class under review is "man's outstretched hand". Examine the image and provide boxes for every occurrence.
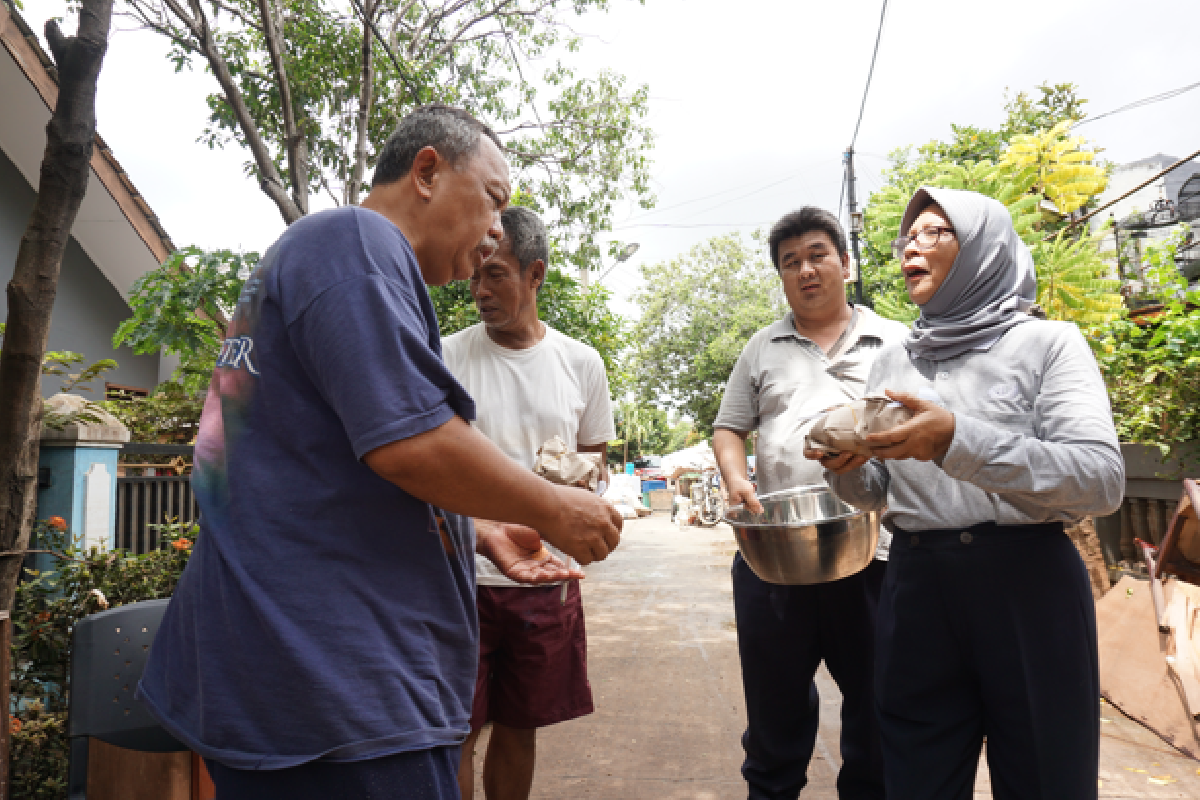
[476,519,585,584]
[538,486,623,565]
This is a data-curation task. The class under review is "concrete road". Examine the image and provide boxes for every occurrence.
[467,515,1200,799]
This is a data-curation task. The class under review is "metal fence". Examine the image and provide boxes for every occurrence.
[115,443,198,554]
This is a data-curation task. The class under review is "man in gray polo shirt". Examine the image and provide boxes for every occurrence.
[713,207,907,800]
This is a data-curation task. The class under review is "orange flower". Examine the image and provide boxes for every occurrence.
[172,538,192,551]
[10,717,20,735]
[46,516,67,531]
[35,612,51,623]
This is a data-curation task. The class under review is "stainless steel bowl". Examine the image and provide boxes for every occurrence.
[723,485,879,585]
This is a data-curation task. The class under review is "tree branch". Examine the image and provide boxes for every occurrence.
[347,0,374,205]
[207,0,262,30]
[257,0,308,213]
[161,0,303,223]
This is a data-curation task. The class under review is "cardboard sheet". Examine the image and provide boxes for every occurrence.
[1098,575,1200,760]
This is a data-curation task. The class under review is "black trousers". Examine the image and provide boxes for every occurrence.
[878,522,1099,800]
[205,746,460,800]
[732,553,886,800]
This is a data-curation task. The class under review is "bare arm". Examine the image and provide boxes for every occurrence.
[363,415,622,564]
[713,428,761,514]
[471,440,611,583]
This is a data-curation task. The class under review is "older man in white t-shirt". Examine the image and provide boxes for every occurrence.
[444,207,615,800]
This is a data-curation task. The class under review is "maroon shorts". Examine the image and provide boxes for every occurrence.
[470,581,593,730]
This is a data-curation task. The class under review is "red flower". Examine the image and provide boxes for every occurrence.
[10,717,20,735]
[46,516,67,531]
[172,538,192,551]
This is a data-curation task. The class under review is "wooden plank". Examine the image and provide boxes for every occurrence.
[86,740,191,800]
[191,753,215,800]
[1167,592,1200,719]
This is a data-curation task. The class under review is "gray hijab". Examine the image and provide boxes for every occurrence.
[899,186,1037,362]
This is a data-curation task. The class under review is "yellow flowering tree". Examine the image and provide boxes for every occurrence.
[864,136,1121,325]
[998,120,1108,214]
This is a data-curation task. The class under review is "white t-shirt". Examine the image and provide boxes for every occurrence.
[442,323,616,587]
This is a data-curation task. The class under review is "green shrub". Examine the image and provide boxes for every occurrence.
[9,519,195,797]
[1088,232,1200,457]
[9,701,68,800]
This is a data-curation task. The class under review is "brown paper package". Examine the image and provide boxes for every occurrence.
[803,395,915,458]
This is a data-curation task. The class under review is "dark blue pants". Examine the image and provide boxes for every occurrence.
[878,522,1099,800]
[206,745,461,799]
[733,553,886,800]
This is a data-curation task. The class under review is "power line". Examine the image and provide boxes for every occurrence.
[850,0,889,148]
[621,175,788,222]
[1075,79,1200,128]
[1057,148,1200,238]
[619,162,830,226]
[613,221,772,230]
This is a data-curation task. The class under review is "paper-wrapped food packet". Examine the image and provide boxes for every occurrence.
[533,435,603,492]
[803,395,914,458]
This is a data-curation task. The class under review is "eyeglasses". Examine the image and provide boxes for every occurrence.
[891,226,955,260]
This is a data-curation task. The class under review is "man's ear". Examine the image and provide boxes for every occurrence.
[410,146,440,202]
[841,250,853,282]
[529,259,547,292]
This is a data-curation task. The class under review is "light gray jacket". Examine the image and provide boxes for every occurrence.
[826,319,1124,531]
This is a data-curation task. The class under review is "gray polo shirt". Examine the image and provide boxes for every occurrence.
[826,320,1124,531]
[715,305,909,498]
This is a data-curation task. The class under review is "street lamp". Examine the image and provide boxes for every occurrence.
[594,242,641,286]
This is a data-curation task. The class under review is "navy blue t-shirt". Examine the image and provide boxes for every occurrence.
[137,207,478,769]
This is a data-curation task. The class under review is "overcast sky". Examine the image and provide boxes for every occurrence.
[19,0,1200,316]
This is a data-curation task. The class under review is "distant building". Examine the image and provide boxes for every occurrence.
[1,0,174,397]
[1090,154,1200,290]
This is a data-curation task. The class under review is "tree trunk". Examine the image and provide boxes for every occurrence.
[0,0,114,612]
[347,0,375,206]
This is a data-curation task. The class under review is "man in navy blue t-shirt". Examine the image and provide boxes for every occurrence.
[138,105,623,799]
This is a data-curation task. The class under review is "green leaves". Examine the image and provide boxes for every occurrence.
[101,380,207,443]
[630,232,786,435]
[1090,307,1200,449]
[113,246,257,393]
[1031,226,1122,323]
[859,83,1118,327]
[11,518,196,795]
[134,0,655,276]
[428,268,628,390]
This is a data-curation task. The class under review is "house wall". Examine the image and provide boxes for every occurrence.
[0,145,160,396]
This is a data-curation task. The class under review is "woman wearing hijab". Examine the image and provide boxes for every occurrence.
[808,186,1123,800]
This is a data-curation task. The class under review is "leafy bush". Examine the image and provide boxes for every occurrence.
[9,701,68,800]
[1089,239,1200,455]
[10,519,195,797]
[101,380,206,444]
[113,246,256,394]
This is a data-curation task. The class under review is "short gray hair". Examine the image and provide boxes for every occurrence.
[373,104,501,185]
[501,207,549,274]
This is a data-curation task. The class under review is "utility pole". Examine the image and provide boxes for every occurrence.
[844,146,865,306]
